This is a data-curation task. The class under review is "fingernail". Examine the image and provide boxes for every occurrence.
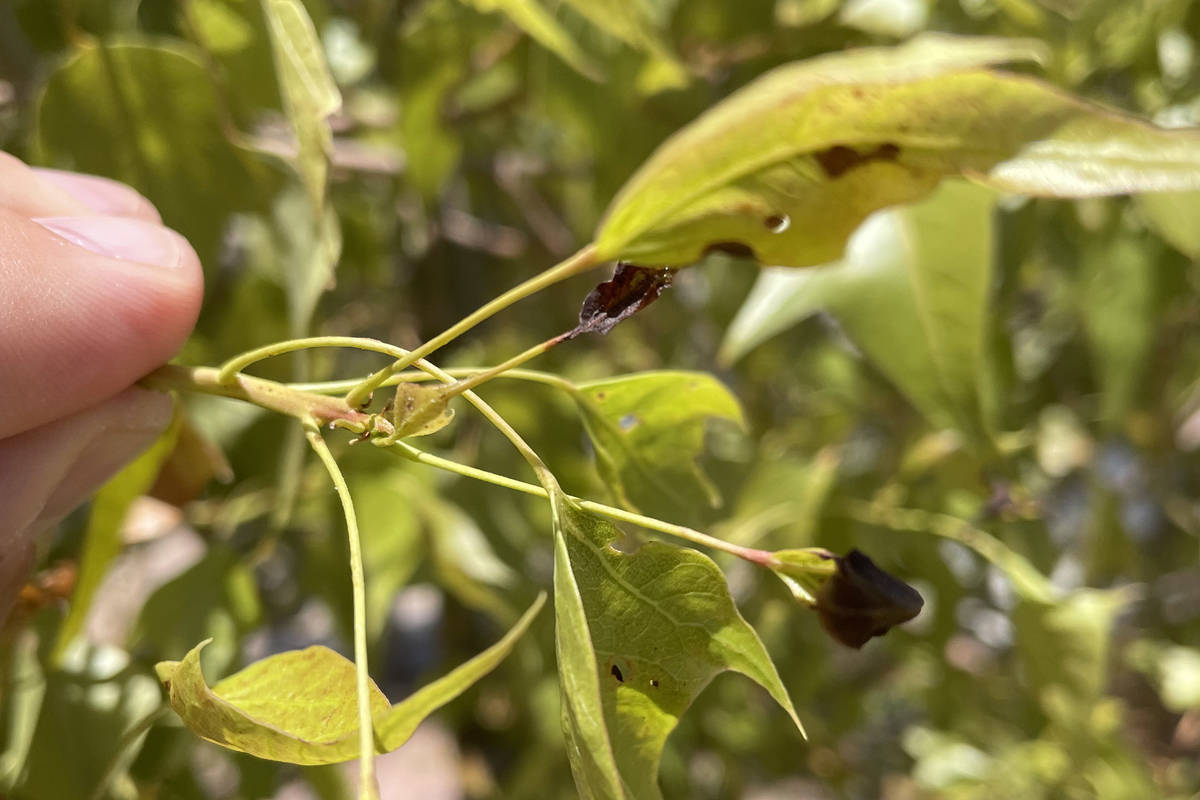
[32,168,160,221]
[33,216,183,268]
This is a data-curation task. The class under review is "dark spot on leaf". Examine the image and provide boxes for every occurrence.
[763,214,788,232]
[611,664,624,682]
[619,413,639,431]
[702,241,756,259]
[565,262,674,339]
[814,142,902,179]
[649,678,659,688]
[594,392,606,400]
[815,549,923,648]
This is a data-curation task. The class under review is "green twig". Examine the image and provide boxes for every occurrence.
[305,422,379,800]
[343,244,600,409]
[388,440,773,565]
[287,366,576,395]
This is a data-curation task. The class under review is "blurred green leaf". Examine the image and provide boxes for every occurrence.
[1078,230,1160,425]
[594,34,1200,268]
[156,593,544,763]
[54,417,180,659]
[34,41,278,268]
[722,180,996,439]
[572,371,745,519]
[130,545,261,678]
[557,0,687,91]
[1138,190,1200,259]
[465,0,602,81]
[264,0,341,213]
[550,489,802,799]
[20,645,160,800]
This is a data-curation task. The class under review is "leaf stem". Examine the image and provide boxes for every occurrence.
[388,441,773,565]
[841,498,1057,603]
[304,421,379,800]
[343,244,600,408]
[436,334,567,399]
[288,366,576,395]
[87,705,168,800]
[141,364,388,434]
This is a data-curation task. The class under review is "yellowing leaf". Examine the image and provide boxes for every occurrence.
[721,180,995,439]
[593,34,1200,268]
[156,593,544,764]
[550,489,801,799]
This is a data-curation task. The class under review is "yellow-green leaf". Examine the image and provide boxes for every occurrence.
[572,372,744,520]
[156,593,544,764]
[593,34,1200,268]
[551,489,801,799]
[464,0,602,81]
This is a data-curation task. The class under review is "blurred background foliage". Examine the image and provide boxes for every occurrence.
[3,0,1200,798]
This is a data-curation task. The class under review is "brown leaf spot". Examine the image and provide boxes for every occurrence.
[815,549,923,648]
[814,142,901,179]
[566,262,674,339]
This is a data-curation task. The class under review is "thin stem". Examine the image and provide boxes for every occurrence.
[142,364,388,435]
[288,367,576,395]
[438,334,566,399]
[344,244,600,408]
[388,440,773,565]
[304,422,379,800]
[216,336,414,384]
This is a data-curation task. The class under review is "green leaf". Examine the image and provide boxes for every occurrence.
[263,0,341,213]
[464,0,602,81]
[721,180,995,438]
[593,33,1200,268]
[53,417,180,659]
[155,593,544,764]
[572,372,745,519]
[1078,229,1160,425]
[33,41,278,269]
[20,644,161,800]
[1138,190,1200,259]
[550,489,802,799]
[557,0,687,91]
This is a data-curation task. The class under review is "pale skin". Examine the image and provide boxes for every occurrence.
[0,152,203,619]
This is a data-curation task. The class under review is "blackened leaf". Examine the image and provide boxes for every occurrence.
[566,262,674,339]
[815,550,923,648]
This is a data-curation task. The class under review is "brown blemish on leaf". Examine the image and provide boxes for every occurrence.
[815,549,923,648]
[814,142,901,179]
[763,214,787,231]
[566,262,674,339]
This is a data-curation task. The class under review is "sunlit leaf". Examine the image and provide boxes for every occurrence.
[263,0,341,213]
[571,372,744,519]
[594,34,1200,268]
[156,593,545,764]
[722,180,995,439]
[550,489,802,799]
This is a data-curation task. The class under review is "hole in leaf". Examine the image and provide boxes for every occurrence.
[611,664,624,682]
[764,214,790,233]
[618,413,639,431]
[649,678,659,688]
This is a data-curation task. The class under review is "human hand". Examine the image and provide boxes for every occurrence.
[0,152,203,619]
